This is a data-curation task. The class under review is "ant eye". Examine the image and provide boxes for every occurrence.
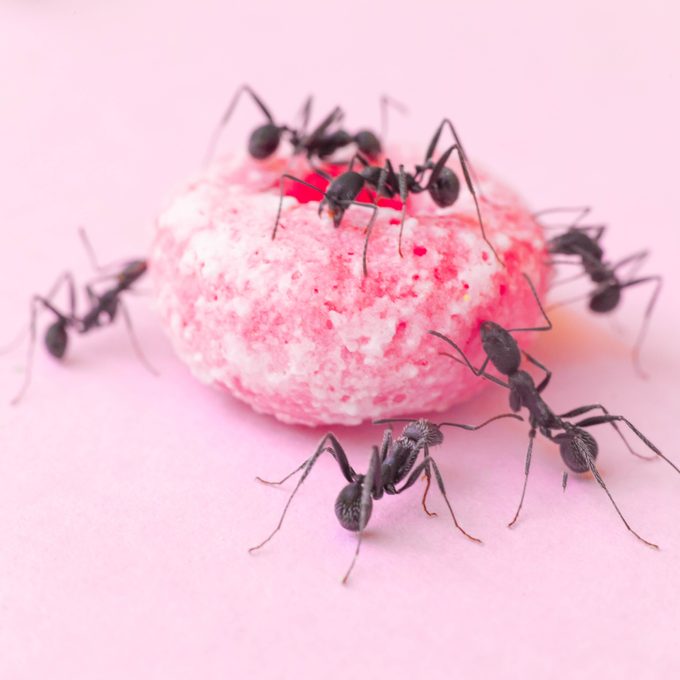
[354,130,381,158]
[248,124,281,159]
[428,167,460,207]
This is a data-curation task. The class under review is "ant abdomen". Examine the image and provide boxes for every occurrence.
[354,130,381,159]
[45,321,68,359]
[428,167,460,207]
[335,482,372,531]
[248,124,282,159]
[555,429,598,473]
[590,286,621,313]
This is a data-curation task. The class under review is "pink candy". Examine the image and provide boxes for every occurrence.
[150,153,548,425]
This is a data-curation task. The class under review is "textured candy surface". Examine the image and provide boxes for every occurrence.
[151,153,548,425]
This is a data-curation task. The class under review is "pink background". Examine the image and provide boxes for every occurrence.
[1,1,679,678]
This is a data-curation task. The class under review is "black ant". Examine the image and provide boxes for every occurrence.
[6,229,155,404]
[536,206,663,377]
[271,153,382,277]
[249,414,521,583]
[429,274,678,549]
[204,85,401,165]
[271,118,503,276]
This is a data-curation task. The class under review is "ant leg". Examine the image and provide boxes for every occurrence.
[249,434,357,553]
[340,199,379,277]
[533,206,592,227]
[548,267,592,289]
[427,143,503,266]
[428,330,490,377]
[396,164,409,257]
[522,352,552,393]
[378,427,393,463]
[396,450,481,542]
[342,447,380,584]
[204,84,275,165]
[11,294,71,405]
[379,95,407,146]
[118,300,159,376]
[10,271,78,404]
[619,275,662,378]
[572,436,658,549]
[2,270,77,355]
[574,414,679,475]
[420,469,437,517]
[559,404,649,460]
[296,95,313,136]
[78,228,133,275]
[272,174,327,240]
[373,158,392,201]
[507,274,552,332]
[612,250,649,278]
[305,106,344,152]
[508,427,537,528]
[256,433,356,487]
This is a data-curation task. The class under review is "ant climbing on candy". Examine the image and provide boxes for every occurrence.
[271,117,503,276]
[536,206,663,377]
[249,414,521,583]
[429,273,678,549]
[204,84,403,165]
[4,229,155,404]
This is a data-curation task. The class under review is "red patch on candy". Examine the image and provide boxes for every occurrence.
[281,163,404,209]
[413,245,427,257]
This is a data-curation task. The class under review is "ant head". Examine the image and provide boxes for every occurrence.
[553,427,598,473]
[45,320,68,359]
[480,321,521,376]
[323,202,347,228]
[354,130,381,159]
[119,260,147,285]
[402,419,444,447]
[335,481,372,531]
[428,167,460,208]
[248,123,282,159]
[589,285,620,313]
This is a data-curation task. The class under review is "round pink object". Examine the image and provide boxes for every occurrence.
[151,154,548,425]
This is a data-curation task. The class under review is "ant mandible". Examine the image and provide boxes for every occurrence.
[6,229,155,404]
[429,274,678,549]
[536,206,663,377]
[249,414,521,584]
